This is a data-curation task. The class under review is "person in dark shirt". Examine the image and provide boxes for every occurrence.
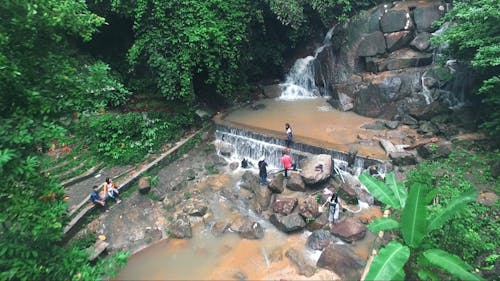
[258,156,268,185]
[89,185,107,209]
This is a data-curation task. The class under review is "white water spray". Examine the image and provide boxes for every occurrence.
[279,26,336,100]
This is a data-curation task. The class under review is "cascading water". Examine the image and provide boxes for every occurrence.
[279,26,336,100]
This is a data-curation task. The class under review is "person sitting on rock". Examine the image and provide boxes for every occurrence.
[89,185,107,210]
[102,177,121,204]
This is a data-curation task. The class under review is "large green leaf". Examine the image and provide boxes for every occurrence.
[427,189,477,233]
[365,241,410,281]
[368,217,399,232]
[423,249,485,281]
[385,172,407,208]
[401,182,428,248]
[359,173,399,208]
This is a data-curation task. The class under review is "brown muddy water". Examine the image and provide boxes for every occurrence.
[115,98,387,280]
[115,170,376,281]
[215,98,408,160]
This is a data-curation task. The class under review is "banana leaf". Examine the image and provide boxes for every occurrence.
[368,217,399,232]
[385,172,407,208]
[417,268,440,281]
[423,249,485,281]
[359,173,399,208]
[426,189,477,233]
[401,182,428,248]
[365,241,410,281]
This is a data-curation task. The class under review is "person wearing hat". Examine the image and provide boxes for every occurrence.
[258,156,268,185]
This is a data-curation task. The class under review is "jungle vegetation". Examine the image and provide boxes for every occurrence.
[0,0,498,280]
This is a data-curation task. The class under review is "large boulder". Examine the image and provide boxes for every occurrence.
[317,244,365,280]
[262,84,281,98]
[380,9,411,33]
[385,31,414,52]
[268,173,285,193]
[181,198,208,216]
[300,154,333,185]
[253,185,272,211]
[285,172,306,192]
[366,49,433,72]
[285,248,316,277]
[357,31,386,57]
[272,196,298,215]
[269,213,306,233]
[298,196,321,220]
[238,220,264,240]
[389,151,418,166]
[413,4,445,32]
[330,217,367,243]
[306,229,336,250]
[410,32,432,51]
[417,141,452,159]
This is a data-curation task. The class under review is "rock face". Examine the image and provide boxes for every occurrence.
[300,154,333,185]
[314,1,475,123]
[317,244,365,280]
[330,217,367,243]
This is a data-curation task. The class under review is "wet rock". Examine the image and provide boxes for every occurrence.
[389,151,418,166]
[306,229,335,250]
[362,120,387,130]
[417,141,452,159]
[285,172,306,192]
[138,177,151,194]
[169,214,192,238]
[269,213,306,233]
[182,198,208,216]
[410,32,432,51]
[285,247,316,277]
[272,196,297,215]
[317,244,365,280]
[331,217,367,243]
[217,141,234,157]
[211,221,230,237]
[298,196,321,219]
[240,171,259,191]
[255,184,272,208]
[229,162,239,170]
[400,114,418,126]
[384,120,400,130]
[262,84,281,98]
[268,173,285,193]
[300,154,333,185]
[208,154,227,167]
[380,9,410,33]
[306,212,329,231]
[357,31,386,57]
[385,31,413,52]
[367,49,433,72]
[418,121,440,136]
[413,4,445,32]
[238,220,264,240]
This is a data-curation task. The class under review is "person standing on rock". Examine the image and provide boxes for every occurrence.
[281,151,295,178]
[258,156,268,185]
[327,193,340,228]
[285,123,293,148]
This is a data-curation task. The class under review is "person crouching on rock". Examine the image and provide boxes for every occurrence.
[103,177,121,204]
[90,185,108,211]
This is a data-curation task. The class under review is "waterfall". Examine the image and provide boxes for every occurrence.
[279,26,336,100]
[214,124,382,173]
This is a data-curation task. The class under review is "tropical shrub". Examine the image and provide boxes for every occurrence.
[359,172,484,281]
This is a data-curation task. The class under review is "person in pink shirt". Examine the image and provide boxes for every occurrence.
[281,151,295,177]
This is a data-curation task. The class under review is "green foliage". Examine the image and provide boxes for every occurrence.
[365,241,410,281]
[78,110,195,164]
[360,171,483,280]
[435,0,500,140]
